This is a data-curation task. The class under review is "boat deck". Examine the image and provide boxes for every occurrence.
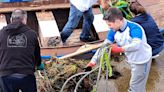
[0,0,163,56]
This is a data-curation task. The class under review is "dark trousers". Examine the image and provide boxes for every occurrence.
[0,74,37,92]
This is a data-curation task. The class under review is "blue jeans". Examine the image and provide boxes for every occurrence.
[152,28,164,56]
[152,42,164,56]
[61,4,94,42]
[159,28,164,34]
[0,74,37,92]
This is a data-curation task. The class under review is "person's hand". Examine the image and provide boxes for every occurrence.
[87,62,96,67]
[99,0,110,11]
[37,62,44,70]
[111,44,124,54]
[84,62,96,72]
[84,66,92,72]
[101,3,109,11]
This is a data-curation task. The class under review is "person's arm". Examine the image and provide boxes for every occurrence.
[87,29,115,67]
[122,38,141,51]
[34,35,41,67]
[111,26,143,54]
[104,29,115,45]
[122,27,142,52]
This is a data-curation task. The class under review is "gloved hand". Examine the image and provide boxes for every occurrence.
[111,44,124,54]
[87,62,96,67]
[84,62,96,72]
[84,66,92,72]
[37,62,45,70]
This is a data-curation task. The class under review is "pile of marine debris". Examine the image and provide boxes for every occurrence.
[36,58,97,92]
[36,53,127,92]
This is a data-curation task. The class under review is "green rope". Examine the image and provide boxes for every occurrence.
[99,5,105,15]
[104,48,112,77]
[99,0,133,20]
[113,0,133,20]
[100,48,105,71]
[100,46,112,77]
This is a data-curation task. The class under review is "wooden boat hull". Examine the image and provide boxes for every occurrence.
[41,46,80,56]
[0,0,108,56]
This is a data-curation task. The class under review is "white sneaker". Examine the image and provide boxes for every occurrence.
[152,54,160,59]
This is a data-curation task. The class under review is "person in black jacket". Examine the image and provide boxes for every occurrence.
[0,9,41,92]
[129,0,164,57]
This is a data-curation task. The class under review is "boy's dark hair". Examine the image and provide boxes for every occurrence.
[11,9,27,23]
[103,8,123,22]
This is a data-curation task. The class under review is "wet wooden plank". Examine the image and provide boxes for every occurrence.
[36,11,61,47]
[0,0,69,7]
[0,3,70,13]
[41,45,80,56]
[0,14,7,29]
[138,0,160,7]
[59,42,103,59]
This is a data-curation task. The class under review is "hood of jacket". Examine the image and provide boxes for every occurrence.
[131,13,149,24]
[2,22,30,35]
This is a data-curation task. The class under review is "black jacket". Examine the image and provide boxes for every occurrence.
[0,22,41,77]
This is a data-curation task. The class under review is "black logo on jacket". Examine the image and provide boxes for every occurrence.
[7,33,27,48]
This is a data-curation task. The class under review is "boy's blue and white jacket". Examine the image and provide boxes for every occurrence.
[91,19,152,64]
